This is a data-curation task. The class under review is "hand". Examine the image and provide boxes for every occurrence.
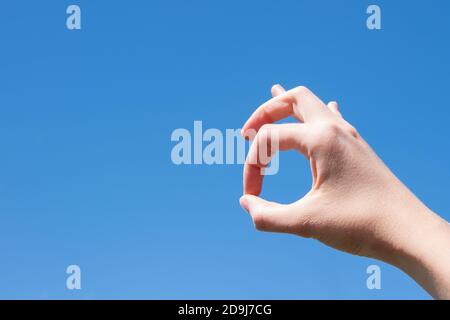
[239,84,450,299]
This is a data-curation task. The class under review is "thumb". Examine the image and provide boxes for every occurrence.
[239,195,295,233]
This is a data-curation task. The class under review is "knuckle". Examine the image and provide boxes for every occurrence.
[317,122,341,141]
[346,124,359,138]
[309,122,344,153]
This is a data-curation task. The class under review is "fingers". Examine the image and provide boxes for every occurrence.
[272,84,304,123]
[244,123,311,195]
[328,101,342,118]
[271,84,286,97]
[242,86,332,135]
[239,195,296,233]
[241,194,317,236]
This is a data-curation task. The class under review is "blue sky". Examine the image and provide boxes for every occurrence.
[0,0,449,299]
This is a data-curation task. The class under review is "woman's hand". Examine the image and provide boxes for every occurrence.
[239,84,450,299]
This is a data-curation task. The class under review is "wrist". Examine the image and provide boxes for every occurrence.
[382,203,450,299]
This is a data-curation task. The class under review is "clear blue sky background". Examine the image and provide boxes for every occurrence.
[0,0,449,299]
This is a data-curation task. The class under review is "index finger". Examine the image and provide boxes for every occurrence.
[242,86,331,135]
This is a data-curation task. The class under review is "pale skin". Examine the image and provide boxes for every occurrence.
[239,84,450,299]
